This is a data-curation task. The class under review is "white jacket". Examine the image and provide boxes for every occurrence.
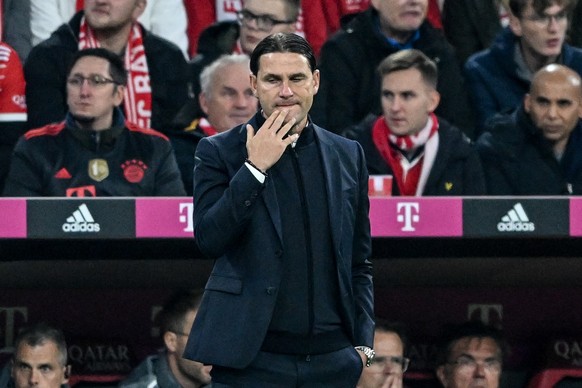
[30,0,189,58]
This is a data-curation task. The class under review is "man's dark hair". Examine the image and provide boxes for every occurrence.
[377,49,438,89]
[67,48,128,86]
[13,322,68,366]
[250,32,316,75]
[435,321,508,367]
[375,318,410,355]
[509,0,575,18]
[241,0,301,21]
[156,289,204,336]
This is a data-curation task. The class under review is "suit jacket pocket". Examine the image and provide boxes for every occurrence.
[205,274,243,295]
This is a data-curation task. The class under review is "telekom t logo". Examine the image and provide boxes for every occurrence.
[396,202,420,231]
[179,203,194,232]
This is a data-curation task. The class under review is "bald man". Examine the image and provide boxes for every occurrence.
[476,63,582,195]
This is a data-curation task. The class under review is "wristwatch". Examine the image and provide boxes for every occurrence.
[355,346,375,367]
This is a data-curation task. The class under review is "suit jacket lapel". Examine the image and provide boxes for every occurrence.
[315,127,342,252]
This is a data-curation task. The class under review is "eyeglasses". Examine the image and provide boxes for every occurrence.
[67,75,119,88]
[369,356,410,372]
[236,10,295,31]
[447,355,502,374]
[523,11,568,27]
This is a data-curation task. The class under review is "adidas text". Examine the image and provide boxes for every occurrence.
[62,203,100,233]
[497,222,535,232]
[62,223,100,233]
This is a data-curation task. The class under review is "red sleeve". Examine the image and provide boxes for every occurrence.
[184,0,217,56]
[0,43,27,121]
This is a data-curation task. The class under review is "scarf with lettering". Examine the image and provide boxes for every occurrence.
[372,113,439,196]
[79,16,152,129]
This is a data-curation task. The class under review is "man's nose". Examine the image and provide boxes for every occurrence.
[279,82,293,97]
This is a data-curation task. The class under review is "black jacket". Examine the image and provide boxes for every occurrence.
[476,106,582,195]
[352,115,485,195]
[3,109,186,197]
[24,11,189,133]
[312,8,474,138]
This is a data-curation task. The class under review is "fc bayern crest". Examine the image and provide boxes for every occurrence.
[121,160,148,183]
[88,159,109,182]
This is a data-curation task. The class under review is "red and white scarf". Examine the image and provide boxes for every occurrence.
[372,113,440,196]
[186,117,217,137]
[79,17,152,129]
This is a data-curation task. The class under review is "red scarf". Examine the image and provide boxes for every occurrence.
[372,114,439,196]
[76,0,84,12]
[79,17,153,129]
[186,117,217,136]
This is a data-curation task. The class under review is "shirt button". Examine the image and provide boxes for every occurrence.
[266,287,276,295]
[244,200,252,207]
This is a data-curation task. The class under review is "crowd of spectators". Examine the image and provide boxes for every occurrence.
[1,0,582,197]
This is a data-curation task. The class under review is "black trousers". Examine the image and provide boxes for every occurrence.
[211,346,363,387]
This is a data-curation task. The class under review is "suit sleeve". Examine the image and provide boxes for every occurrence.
[193,135,266,258]
[351,141,374,347]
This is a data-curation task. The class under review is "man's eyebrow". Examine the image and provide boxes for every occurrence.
[14,360,31,367]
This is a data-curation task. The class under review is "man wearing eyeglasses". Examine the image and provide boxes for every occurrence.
[3,48,185,197]
[357,320,410,388]
[435,321,507,388]
[185,0,299,124]
[465,0,582,135]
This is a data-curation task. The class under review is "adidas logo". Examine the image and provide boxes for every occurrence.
[497,203,535,232]
[62,203,101,233]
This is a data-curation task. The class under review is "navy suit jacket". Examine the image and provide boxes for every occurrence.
[184,114,374,369]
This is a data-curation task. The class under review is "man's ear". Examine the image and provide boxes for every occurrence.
[524,93,532,113]
[508,12,523,37]
[428,90,441,113]
[63,365,72,383]
[113,85,125,107]
[250,74,258,96]
[199,92,210,116]
[163,331,178,353]
[436,365,447,386]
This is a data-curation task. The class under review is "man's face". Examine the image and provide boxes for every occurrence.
[510,1,568,60]
[84,0,146,31]
[381,67,439,136]
[239,0,296,55]
[11,341,68,388]
[371,0,428,42]
[525,71,582,145]
[251,52,319,132]
[199,62,258,133]
[358,331,407,388]
[437,337,502,388]
[67,56,125,130]
[171,310,212,386]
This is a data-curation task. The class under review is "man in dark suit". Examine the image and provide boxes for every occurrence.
[185,32,374,386]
